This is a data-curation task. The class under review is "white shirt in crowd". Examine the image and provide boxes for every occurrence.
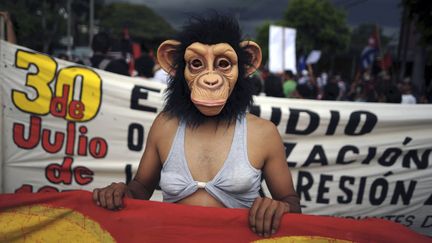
[401,94,417,104]
[154,68,170,84]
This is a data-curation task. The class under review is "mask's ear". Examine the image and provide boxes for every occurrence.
[240,41,262,77]
[157,40,181,76]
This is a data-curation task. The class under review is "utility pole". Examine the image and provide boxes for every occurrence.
[67,0,73,59]
[0,16,4,41]
[89,0,94,46]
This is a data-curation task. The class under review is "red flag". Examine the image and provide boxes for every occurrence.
[0,191,429,243]
[380,51,393,71]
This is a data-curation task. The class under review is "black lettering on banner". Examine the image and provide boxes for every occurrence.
[285,108,319,135]
[405,215,415,227]
[128,123,144,151]
[402,149,430,169]
[303,145,328,167]
[361,147,376,164]
[378,147,402,167]
[296,171,313,201]
[344,111,377,136]
[336,145,359,164]
[338,176,355,204]
[283,142,297,167]
[382,215,394,220]
[424,193,432,205]
[343,215,415,227]
[369,178,388,205]
[356,177,367,204]
[395,215,407,224]
[326,110,340,135]
[270,107,281,126]
[421,216,432,228]
[125,164,132,184]
[317,174,333,204]
[130,85,158,112]
[391,180,416,205]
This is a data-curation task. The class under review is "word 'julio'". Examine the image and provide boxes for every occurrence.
[13,116,108,158]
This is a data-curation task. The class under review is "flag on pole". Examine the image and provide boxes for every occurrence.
[360,40,378,69]
[360,25,381,70]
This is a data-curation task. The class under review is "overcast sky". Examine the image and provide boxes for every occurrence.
[108,0,401,38]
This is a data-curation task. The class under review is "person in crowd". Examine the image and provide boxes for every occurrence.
[81,32,129,76]
[400,79,417,104]
[374,73,401,103]
[321,76,340,101]
[56,53,70,61]
[261,68,284,98]
[347,71,377,102]
[316,72,328,99]
[134,53,155,79]
[153,63,170,84]
[419,80,432,103]
[297,69,309,85]
[282,70,297,98]
[296,68,318,99]
[248,71,263,96]
[334,75,347,101]
[0,11,17,44]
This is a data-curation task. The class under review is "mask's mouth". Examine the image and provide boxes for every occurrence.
[191,98,226,107]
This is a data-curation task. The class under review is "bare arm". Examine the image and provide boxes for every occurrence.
[262,123,300,212]
[0,11,17,44]
[93,114,165,209]
[249,119,300,237]
[127,114,165,199]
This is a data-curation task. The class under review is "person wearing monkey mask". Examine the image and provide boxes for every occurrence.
[93,13,301,238]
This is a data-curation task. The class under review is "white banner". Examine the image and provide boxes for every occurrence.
[268,25,297,74]
[1,40,432,236]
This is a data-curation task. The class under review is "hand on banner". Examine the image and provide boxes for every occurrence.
[249,197,290,237]
[93,182,133,210]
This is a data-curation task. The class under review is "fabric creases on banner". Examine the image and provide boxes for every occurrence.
[0,191,430,243]
[1,40,432,237]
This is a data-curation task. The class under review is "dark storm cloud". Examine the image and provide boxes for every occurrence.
[107,0,401,37]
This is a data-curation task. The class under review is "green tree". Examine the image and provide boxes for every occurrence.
[99,3,175,42]
[401,0,432,96]
[255,21,271,65]
[402,0,432,45]
[255,0,350,69]
[282,0,350,55]
[0,0,67,52]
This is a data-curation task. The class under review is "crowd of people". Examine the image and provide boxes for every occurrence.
[0,10,170,84]
[2,10,430,104]
[67,31,171,85]
[54,31,432,105]
[250,64,431,104]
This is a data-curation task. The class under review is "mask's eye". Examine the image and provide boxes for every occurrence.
[190,59,203,70]
[216,58,231,70]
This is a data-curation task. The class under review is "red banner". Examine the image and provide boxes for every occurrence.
[0,191,429,243]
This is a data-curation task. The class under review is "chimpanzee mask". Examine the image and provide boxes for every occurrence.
[157,14,262,126]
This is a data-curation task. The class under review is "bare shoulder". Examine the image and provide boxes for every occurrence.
[149,112,180,161]
[246,113,281,140]
[150,113,179,133]
[246,113,284,167]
